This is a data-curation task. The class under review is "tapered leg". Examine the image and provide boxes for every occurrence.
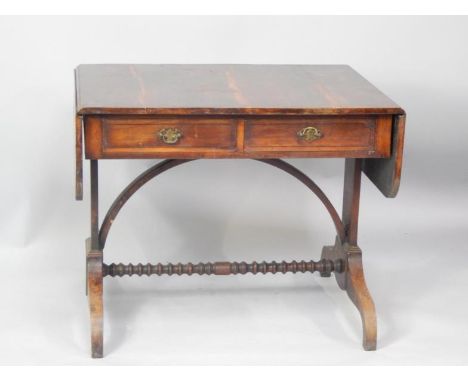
[87,240,103,358]
[346,251,377,350]
[87,160,103,358]
[321,159,377,351]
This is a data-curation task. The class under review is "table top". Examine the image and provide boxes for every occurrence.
[75,64,403,116]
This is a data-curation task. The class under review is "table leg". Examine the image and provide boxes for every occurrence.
[87,160,103,358]
[321,159,377,350]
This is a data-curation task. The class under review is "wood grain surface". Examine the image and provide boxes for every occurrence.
[75,64,403,116]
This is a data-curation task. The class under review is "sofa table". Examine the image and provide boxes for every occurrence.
[74,64,405,358]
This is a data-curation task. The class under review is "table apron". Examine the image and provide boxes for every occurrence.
[83,115,393,159]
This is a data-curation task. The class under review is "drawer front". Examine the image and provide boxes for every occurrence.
[86,117,238,158]
[245,116,391,157]
[84,115,392,159]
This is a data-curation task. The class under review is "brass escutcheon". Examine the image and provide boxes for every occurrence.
[159,128,182,144]
[297,126,323,141]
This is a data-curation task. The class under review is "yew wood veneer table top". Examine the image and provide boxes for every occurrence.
[75,64,403,115]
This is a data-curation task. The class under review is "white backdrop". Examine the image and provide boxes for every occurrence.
[0,16,467,365]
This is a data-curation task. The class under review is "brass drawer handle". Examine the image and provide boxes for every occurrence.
[297,126,323,141]
[159,128,182,144]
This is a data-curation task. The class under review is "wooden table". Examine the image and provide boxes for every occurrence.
[75,64,405,358]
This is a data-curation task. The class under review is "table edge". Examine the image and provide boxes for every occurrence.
[76,107,406,116]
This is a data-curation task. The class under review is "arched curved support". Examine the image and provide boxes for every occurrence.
[98,159,345,249]
[99,159,193,248]
[255,159,345,241]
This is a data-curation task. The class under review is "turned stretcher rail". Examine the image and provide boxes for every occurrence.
[103,259,344,277]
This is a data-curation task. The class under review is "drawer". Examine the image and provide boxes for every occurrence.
[245,116,392,157]
[85,117,238,158]
[84,115,392,159]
